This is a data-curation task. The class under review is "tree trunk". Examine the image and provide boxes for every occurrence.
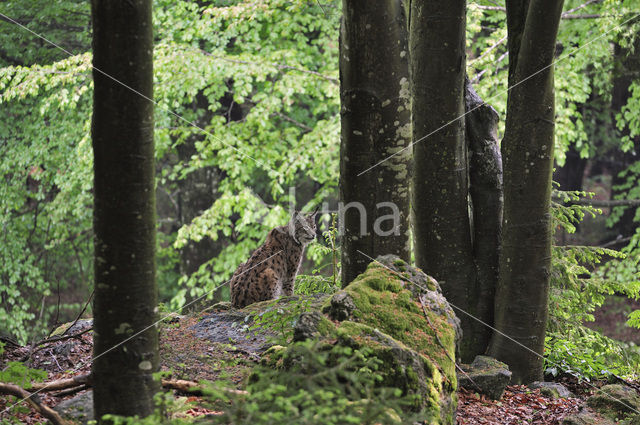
[610,38,640,240]
[488,0,564,383]
[91,0,159,421]
[465,79,503,358]
[410,0,477,360]
[340,0,411,286]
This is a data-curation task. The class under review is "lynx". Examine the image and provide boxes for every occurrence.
[229,211,317,308]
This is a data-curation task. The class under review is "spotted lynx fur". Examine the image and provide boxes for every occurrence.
[229,211,317,308]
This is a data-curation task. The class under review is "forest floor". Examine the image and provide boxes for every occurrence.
[1,300,638,425]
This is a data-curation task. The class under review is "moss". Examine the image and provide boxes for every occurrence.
[314,314,336,337]
[339,262,457,385]
[261,345,287,368]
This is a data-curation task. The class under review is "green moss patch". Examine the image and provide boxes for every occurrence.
[331,261,457,387]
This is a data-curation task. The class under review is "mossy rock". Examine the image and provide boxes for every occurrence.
[335,321,457,421]
[53,390,94,425]
[322,255,460,384]
[562,409,617,425]
[269,255,461,424]
[457,355,512,400]
[529,381,574,399]
[586,384,640,420]
[50,319,93,337]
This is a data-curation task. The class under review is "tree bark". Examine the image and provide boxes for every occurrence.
[410,0,477,360]
[340,0,411,286]
[91,0,159,421]
[465,79,503,358]
[610,38,640,239]
[488,0,564,383]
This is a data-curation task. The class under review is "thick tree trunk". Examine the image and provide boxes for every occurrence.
[91,0,159,421]
[488,0,564,383]
[465,79,503,358]
[340,0,411,286]
[410,0,478,360]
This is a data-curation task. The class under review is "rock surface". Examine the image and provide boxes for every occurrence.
[528,381,574,399]
[53,390,93,425]
[562,408,617,425]
[586,384,640,420]
[276,255,461,424]
[457,355,512,400]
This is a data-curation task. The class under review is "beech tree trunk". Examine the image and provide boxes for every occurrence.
[465,79,503,359]
[410,0,478,359]
[91,0,159,421]
[488,0,564,383]
[340,0,411,286]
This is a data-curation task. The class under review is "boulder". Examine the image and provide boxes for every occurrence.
[53,390,93,425]
[562,408,616,425]
[51,319,93,337]
[457,355,512,400]
[267,255,460,424]
[529,381,574,399]
[586,384,640,420]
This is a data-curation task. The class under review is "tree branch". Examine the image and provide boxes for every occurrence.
[0,383,70,425]
[555,198,640,207]
[29,374,92,392]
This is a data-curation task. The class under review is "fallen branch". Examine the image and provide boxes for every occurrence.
[161,379,248,397]
[0,383,69,425]
[52,384,89,398]
[29,374,91,392]
[27,373,247,399]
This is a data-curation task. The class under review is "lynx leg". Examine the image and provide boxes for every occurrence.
[249,268,280,303]
[282,278,294,296]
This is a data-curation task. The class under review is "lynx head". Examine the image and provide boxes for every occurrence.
[288,210,317,245]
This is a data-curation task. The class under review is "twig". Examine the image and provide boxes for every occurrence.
[52,384,88,398]
[600,235,633,248]
[61,290,94,337]
[562,13,602,19]
[0,383,70,425]
[474,5,505,11]
[51,352,64,372]
[563,0,601,15]
[469,35,507,65]
[271,110,313,132]
[19,327,92,363]
[0,336,20,347]
[474,2,603,19]
[555,198,640,207]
